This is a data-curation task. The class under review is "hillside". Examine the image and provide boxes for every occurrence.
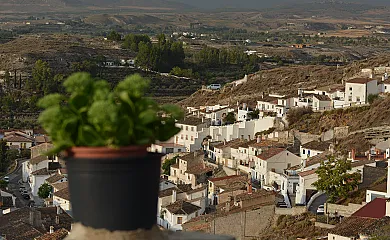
[0,0,189,13]
[179,54,390,108]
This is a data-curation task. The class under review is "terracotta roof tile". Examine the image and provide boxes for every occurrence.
[209,175,245,182]
[352,198,387,219]
[369,182,388,193]
[248,140,283,148]
[214,139,242,149]
[257,148,285,160]
[176,184,193,193]
[306,151,330,167]
[51,182,69,192]
[313,94,331,101]
[30,155,48,165]
[177,117,205,126]
[31,168,50,176]
[165,200,201,215]
[298,169,317,177]
[45,174,66,184]
[346,78,376,84]
[35,135,50,144]
[351,160,376,168]
[3,134,33,142]
[53,187,70,201]
[330,216,378,237]
[301,141,331,151]
[185,164,213,175]
[360,216,390,237]
[35,228,69,240]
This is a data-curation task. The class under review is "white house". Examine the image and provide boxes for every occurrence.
[365,159,390,202]
[300,141,332,160]
[295,169,318,205]
[174,116,211,152]
[45,173,67,185]
[30,168,52,197]
[253,148,301,188]
[53,187,71,212]
[312,95,332,111]
[162,200,201,231]
[3,131,34,149]
[345,78,378,105]
[149,143,186,154]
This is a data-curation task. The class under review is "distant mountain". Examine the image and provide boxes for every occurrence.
[0,0,192,12]
[170,0,390,10]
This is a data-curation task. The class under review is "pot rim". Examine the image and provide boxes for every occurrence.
[65,145,149,159]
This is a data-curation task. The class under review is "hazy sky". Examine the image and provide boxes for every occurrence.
[171,0,390,9]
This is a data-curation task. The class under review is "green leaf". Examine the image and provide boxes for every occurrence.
[37,94,64,109]
[77,125,105,146]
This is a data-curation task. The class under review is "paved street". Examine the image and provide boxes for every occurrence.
[308,193,328,214]
[4,159,34,208]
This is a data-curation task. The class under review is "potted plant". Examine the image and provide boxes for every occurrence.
[37,72,183,231]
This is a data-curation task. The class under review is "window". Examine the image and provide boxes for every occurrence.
[185,135,188,140]
[191,127,194,131]
[176,136,179,143]
[191,136,194,141]
[166,148,174,154]
[302,149,305,155]
[356,97,360,102]
[349,87,352,91]
[195,211,198,217]
[244,149,246,154]
[177,217,183,224]
[188,175,190,180]
[348,96,352,101]
[181,135,183,140]
[178,149,182,152]
[287,163,291,168]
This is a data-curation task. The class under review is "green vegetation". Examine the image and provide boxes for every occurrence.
[286,107,313,127]
[313,156,361,203]
[38,183,53,199]
[223,112,236,124]
[368,94,379,104]
[107,30,122,41]
[123,34,151,52]
[37,73,184,154]
[162,156,179,175]
[0,180,8,190]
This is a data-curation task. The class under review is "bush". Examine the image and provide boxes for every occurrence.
[286,107,313,126]
[368,94,379,105]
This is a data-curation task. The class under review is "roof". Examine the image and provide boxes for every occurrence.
[352,197,387,219]
[209,175,245,183]
[154,143,185,148]
[214,139,242,149]
[301,141,331,151]
[176,116,204,126]
[35,135,50,144]
[29,155,48,165]
[176,184,193,193]
[248,140,284,148]
[53,187,70,201]
[159,188,182,198]
[346,78,376,84]
[313,94,331,101]
[306,151,330,167]
[3,134,33,142]
[315,84,344,92]
[351,160,376,168]
[257,96,279,103]
[368,182,387,193]
[51,182,69,192]
[330,216,378,237]
[179,151,203,162]
[298,169,317,177]
[2,196,14,208]
[185,164,213,175]
[35,228,69,240]
[31,168,50,176]
[45,174,66,184]
[360,216,390,237]
[165,200,201,215]
[0,207,72,240]
[256,148,285,160]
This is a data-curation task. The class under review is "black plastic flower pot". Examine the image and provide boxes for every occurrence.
[65,147,162,231]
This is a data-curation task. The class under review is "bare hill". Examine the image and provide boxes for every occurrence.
[179,54,390,108]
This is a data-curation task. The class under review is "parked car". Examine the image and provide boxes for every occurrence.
[317,205,325,214]
[18,179,24,186]
[19,187,26,192]
[21,190,29,196]
[207,84,222,90]
[3,176,9,183]
[23,194,30,200]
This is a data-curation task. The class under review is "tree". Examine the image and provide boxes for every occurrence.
[313,156,361,203]
[27,60,53,94]
[223,112,236,124]
[368,94,379,105]
[38,183,53,199]
[107,30,121,41]
[0,140,7,173]
[0,180,8,190]
[162,156,178,175]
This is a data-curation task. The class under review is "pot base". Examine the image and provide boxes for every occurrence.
[66,152,162,231]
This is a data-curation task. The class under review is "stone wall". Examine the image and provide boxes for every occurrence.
[292,131,320,145]
[334,126,349,139]
[275,206,306,216]
[211,205,275,240]
[325,203,366,217]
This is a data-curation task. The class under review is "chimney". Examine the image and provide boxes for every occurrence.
[223,139,227,145]
[386,199,390,217]
[351,149,356,161]
[55,216,60,225]
[172,189,177,203]
[247,173,252,195]
[386,159,390,198]
[257,135,261,143]
[225,202,230,212]
[29,210,42,228]
[56,206,62,215]
[50,226,54,234]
